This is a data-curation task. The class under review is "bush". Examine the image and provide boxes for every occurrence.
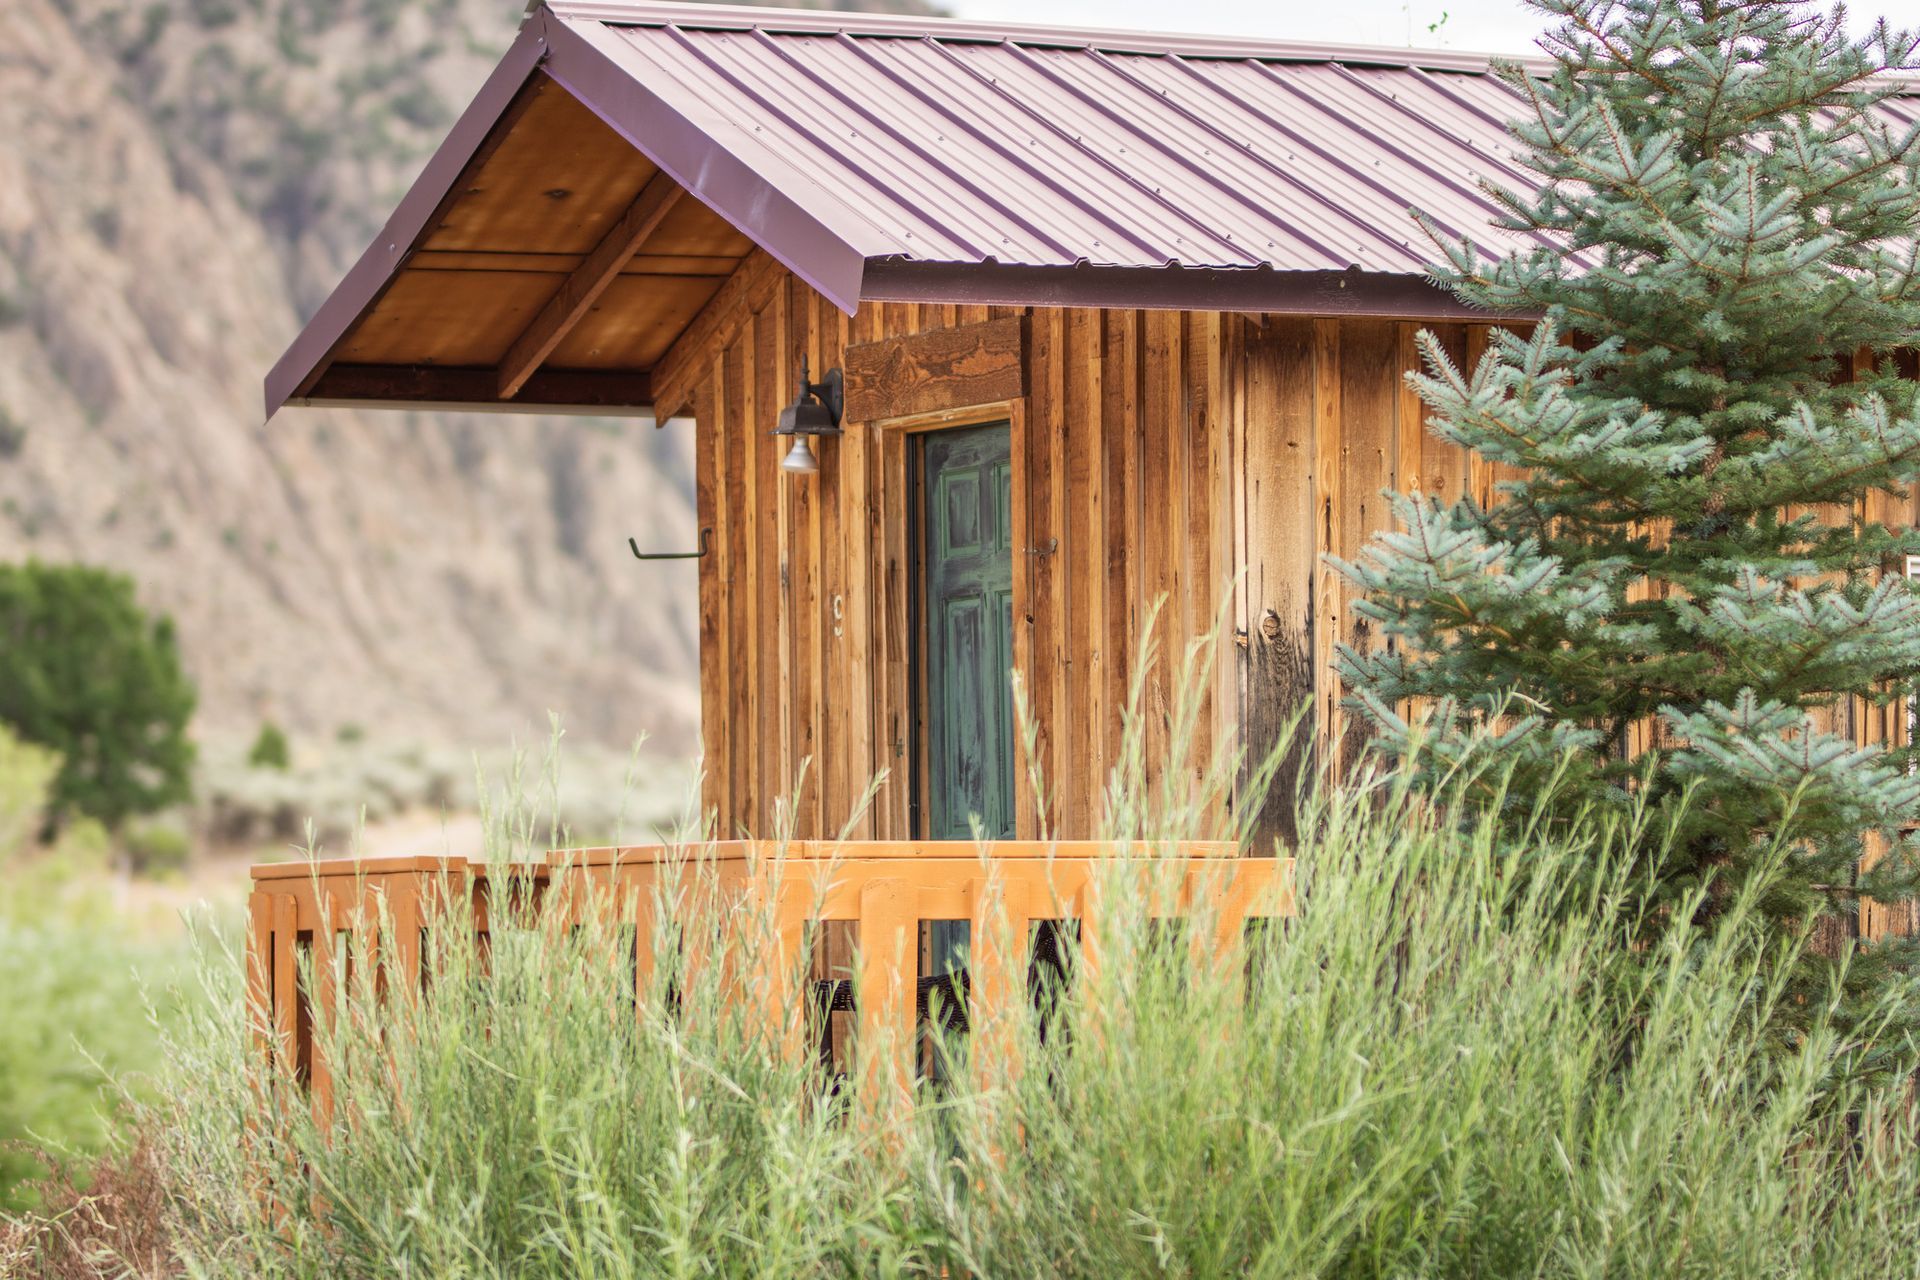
[191,734,684,854]
[0,562,196,831]
[113,766,1920,1277]
[196,738,465,850]
[0,1138,171,1274]
[0,724,59,858]
[244,722,289,772]
[0,853,199,1214]
[83,673,1920,1278]
[122,822,191,877]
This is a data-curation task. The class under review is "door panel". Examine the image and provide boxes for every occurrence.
[922,424,1016,842]
[920,424,1014,1009]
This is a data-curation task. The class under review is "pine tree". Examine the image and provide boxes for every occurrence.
[1334,0,1920,1060]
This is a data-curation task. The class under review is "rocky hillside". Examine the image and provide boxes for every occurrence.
[0,0,923,754]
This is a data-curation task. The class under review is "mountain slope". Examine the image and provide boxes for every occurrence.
[0,0,752,751]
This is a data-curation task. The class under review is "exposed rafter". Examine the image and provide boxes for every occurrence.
[648,249,782,422]
[496,172,683,399]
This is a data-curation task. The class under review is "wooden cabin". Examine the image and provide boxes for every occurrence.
[265,2,1920,852]
[267,0,1576,850]
[257,2,1920,1107]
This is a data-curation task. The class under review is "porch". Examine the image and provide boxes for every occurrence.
[246,841,1296,1121]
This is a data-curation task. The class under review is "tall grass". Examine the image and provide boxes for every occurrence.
[0,730,202,1216]
[0,855,198,1215]
[39,638,1920,1277]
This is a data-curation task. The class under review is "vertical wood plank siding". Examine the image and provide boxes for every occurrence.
[688,266,1499,842]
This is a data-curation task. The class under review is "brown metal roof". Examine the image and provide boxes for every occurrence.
[265,1,1920,418]
[564,4,1555,284]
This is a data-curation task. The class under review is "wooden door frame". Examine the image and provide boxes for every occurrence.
[881,399,1029,841]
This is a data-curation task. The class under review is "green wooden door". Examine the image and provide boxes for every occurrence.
[921,424,1017,843]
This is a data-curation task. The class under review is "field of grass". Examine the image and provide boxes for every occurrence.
[0,843,203,1215]
[7,673,1920,1277]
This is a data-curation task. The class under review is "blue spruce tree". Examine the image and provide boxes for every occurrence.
[1335,0,1920,1061]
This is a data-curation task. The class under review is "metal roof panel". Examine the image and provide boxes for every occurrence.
[567,1,1912,285]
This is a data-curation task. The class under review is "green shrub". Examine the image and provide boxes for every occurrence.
[0,857,200,1213]
[245,722,289,772]
[0,561,196,831]
[122,821,190,877]
[86,639,1920,1279]
[114,753,1920,1277]
[0,724,59,858]
[191,734,682,854]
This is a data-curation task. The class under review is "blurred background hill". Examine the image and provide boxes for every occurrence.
[0,0,805,760]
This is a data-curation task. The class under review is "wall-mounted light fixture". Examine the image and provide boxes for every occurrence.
[770,359,843,475]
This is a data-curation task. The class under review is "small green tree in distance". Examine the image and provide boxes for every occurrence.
[1334,0,1920,1064]
[0,561,196,832]
[247,720,291,771]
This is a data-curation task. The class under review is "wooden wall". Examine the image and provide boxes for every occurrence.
[678,259,1515,843]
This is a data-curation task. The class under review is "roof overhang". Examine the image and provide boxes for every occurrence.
[861,261,1490,319]
[266,9,867,420]
[265,2,1544,422]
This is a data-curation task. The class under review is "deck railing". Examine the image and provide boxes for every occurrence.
[247,840,1295,1123]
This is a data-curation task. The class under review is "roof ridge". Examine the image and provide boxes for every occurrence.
[541,3,1920,94]
[539,1,1551,75]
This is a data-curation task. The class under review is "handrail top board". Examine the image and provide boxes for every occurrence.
[250,839,1251,881]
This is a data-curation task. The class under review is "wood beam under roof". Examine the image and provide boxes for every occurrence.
[302,364,652,412]
[495,171,684,400]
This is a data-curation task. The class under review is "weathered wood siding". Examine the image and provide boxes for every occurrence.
[681,262,1511,843]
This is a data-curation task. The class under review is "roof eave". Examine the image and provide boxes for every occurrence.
[263,20,553,421]
[263,4,872,422]
[860,259,1522,322]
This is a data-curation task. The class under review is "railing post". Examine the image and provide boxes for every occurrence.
[246,891,273,1068]
[857,877,916,1131]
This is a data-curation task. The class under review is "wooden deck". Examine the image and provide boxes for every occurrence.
[247,841,1295,1122]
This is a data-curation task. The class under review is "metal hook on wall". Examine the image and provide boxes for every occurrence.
[630,526,712,561]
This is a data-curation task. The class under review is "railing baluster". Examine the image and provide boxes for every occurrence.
[270,895,299,1084]
[310,904,338,1131]
[392,874,423,1006]
[247,892,273,1067]
[970,873,1029,1095]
